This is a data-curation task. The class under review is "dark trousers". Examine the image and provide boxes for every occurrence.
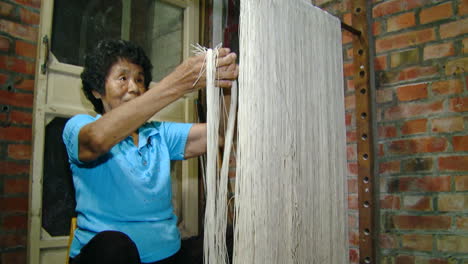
[69,231,181,264]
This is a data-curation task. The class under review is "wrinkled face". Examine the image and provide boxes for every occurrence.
[92,59,146,113]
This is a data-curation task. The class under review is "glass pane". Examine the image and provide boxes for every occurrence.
[51,0,123,66]
[51,0,184,81]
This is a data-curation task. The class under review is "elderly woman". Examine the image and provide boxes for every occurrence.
[63,39,238,264]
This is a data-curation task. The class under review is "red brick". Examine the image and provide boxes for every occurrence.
[375,28,435,53]
[19,7,39,25]
[348,194,358,209]
[463,38,468,54]
[420,2,453,24]
[375,55,387,71]
[439,156,468,171]
[384,101,443,120]
[399,176,451,192]
[349,229,359,246]
[348,178,358,193]
[7,144,31,160]
[438,194,468,211]
[455,175,468,191]
[0,2,15,17]
[431,116,464,132]
[438,235,468,253]
[0,72,8,84]
[392,215,451,230]
[432,79,463,95]
[349,248,358,264]
[403,157,433,172]
[396,255,414,264]
[402,195,432,211]
[379,160,400,174]
[342,31,353,45]
[348,162,358,176]
[343,12,351,25]
[15,78,34,91]
[424,42,455,60]
[401,119,427,135]
[347,130,357,142]
[460,0,468,15]
[0,197,28,212]
[10,110,32,125]
[347,144,357,161]
[343,62,354,77]
[402,234,433,251]
[0,234,26,248]
[12,0,41,9]
[381,195,401,209]
[387,12,415,32]
[345,113,353,127]
[378,125,397,138]
[380,233,397,249]
[0,161,30,175]
[380,66,438,84]
[0,19,38,42]
[0,90,33,108]
[445,57,468,75]
[440,18,468,38]
[345,94,355,110]
[373,0,424,17]
[373,21,382,36]
[348,214,358,229]
[396,83,428,102]
[381,177,399,193]
[456,216,468,229]
[0,35,11,51]
[4,178,29,194]
[376,88,393,103]
[0,55,36,75]
[450,97,468,112]
[378,143,384,156]
[1,250,26,264]
[415,257,448,264]
[391,48,419,68]
[346,48,353,60]
[346,79,355,92]
[397,66,438,82]
[0,127,31,141]
[3,214,27,230]
[388,137,447,154]
[15,40,36,59]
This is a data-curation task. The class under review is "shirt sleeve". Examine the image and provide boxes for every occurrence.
[160,122,193,160]
[62,114,97,165]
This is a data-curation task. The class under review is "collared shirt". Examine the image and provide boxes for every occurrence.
[62,114,193,262]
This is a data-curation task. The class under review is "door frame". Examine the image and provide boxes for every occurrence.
[27,1,200,263]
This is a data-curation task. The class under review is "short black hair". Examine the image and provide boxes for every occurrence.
[81,39,153,114]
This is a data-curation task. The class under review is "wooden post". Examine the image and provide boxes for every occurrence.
[351,0,376,263]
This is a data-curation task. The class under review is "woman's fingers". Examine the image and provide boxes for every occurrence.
[216,64,239,80]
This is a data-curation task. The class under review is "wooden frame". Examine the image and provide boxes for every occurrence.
[27,1,200,263]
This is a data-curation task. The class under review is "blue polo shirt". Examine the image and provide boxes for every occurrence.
[63,114,193,263]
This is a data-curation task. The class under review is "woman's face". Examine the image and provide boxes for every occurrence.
[93,59,147,113]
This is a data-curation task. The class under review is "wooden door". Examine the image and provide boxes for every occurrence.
[28,1,200,263]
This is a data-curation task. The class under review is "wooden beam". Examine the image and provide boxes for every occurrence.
[351,0,376,263]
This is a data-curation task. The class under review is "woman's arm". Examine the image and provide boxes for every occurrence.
[78,49,238,162]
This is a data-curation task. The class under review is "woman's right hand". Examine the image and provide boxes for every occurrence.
[160,47,239,94]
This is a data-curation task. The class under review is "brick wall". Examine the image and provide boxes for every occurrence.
[0,0,40,263]
[0,0,466,263]
[373,0,468,263]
